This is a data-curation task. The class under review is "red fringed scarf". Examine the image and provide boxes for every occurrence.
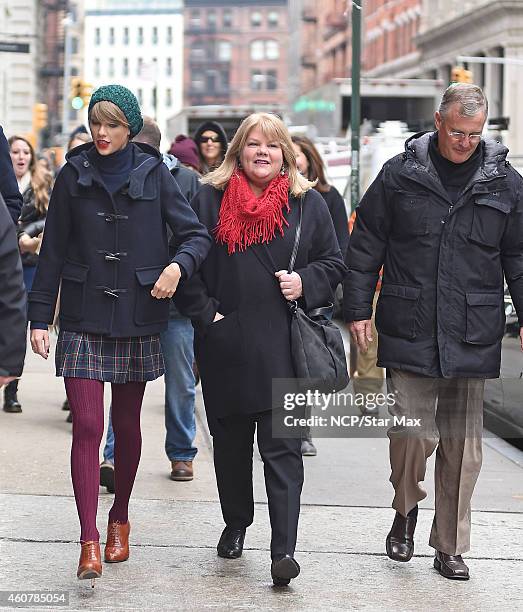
[215,170,290,254]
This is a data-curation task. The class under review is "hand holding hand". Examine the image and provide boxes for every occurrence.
[0,376,16,387]
[18,234,40,254]
[348,320,373,353]
[30,329,50,359]
[275,270,303,301]
[151,263,181,299]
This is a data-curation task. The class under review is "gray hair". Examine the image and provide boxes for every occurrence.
[439,83,488,119]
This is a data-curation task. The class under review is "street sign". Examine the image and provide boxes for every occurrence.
[0,41,30,53]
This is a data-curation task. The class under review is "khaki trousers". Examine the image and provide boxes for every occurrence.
[387,368,484,555]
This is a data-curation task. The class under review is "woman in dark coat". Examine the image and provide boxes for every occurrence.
[291,135,349,258]
[176,112,346,586]
[28,85,211,584]
[193,120,228,174]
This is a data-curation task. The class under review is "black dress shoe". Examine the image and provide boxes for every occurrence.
[271,555,300,586]
[217,527,245,559]
[434,551,469,580]
[386,511,417,562]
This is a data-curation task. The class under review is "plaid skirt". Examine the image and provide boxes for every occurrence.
[56,331,165,383]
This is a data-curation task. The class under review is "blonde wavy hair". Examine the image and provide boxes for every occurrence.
[202,113,316,197]
[9,135,52,215]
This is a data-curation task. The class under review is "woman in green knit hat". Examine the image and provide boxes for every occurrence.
[28,84,211,585]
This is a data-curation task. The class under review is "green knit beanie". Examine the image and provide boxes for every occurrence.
[88,84,143,138]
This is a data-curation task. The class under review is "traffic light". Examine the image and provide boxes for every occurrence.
[451,67,473,84]
[33,103,48,130]
[70,78,93,109]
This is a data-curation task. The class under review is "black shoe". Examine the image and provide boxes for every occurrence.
[217,527,245,559]
[3,380,22,413]
[301,438,317,456]
[66,411,73,423]
[271,555,300,586]
[386,510,417,562]
[434,551,469,580]
[62,399,70,411]
[100,461,115,494]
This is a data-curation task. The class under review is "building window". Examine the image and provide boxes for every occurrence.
[123,58,129,76]
[108,57,114,77]
[137,27,143,45]
[266,69,277,90]
[137,88,143,105]
[152,26,158,44]
[266,40,279,60]
[250,40,264,61]
[191,71,204,92]
[208,10,217,28]
[268,11,279,28]
[166,88,172,107]
[94,58,100,77]
[71,36,79,54]
[251,70,263,91]
[95,28,100,45]
[206,70,217,93]
[250,40,279,61]
[251,11,262,27]
[166,57,172,76]
[137,57,143,76]
[223,9,232,28]
[190,9,200,27]
[109,27,114,45]
[152,87,157,110]
[217,41,232,62]
[190,45,205,60]
[123,27,129,45]
[167,26,173,44]
[221,70,230,91]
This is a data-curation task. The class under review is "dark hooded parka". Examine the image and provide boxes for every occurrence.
[343,132,523,379]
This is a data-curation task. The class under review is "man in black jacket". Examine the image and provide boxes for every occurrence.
[344,83,523,580]
[0,194,26,390]
[0,124,23,224]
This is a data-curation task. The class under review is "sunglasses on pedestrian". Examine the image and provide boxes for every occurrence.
[198,136,221,144]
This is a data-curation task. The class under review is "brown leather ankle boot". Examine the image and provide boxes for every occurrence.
[77,541,102,580]
[104,521,130,562]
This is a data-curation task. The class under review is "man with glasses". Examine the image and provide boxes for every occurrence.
[344,83,523,580]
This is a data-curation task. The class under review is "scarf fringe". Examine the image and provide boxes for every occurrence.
[215,170,290,254]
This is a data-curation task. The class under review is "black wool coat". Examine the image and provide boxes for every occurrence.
[0,195,26,377]
[344,132,523,379]
[28,142,211,337]
[174,184,347,418]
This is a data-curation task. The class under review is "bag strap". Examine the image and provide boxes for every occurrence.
[288,196,303,273]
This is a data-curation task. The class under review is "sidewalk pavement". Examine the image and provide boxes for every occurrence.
[0,341,522,611]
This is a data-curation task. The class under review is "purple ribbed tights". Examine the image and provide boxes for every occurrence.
[64,377,146,542]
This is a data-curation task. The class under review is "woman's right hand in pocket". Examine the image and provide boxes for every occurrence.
[30,329,50,359]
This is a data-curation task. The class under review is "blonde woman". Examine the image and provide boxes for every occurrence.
[176,112,346,586]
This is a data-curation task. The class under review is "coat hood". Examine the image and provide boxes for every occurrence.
[65,141,163,199]
[193,121,228,153]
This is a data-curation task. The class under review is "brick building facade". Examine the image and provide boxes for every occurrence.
[184,0,288,108]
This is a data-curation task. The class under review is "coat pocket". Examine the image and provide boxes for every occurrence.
[60,260,89,321]
[468,198,510,249]
[464,292,505,345]
[375,284,421,339]
[134,266,169,326]
[200,310,246,367]
[392,192,429,236]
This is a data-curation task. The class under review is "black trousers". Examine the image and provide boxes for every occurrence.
[208,409,304,559]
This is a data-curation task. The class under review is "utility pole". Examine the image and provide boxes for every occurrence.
[61,13,73,141]
[350,0,362,212]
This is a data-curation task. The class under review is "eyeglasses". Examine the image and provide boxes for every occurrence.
[198,136,220,144]
[445,129,482,143]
